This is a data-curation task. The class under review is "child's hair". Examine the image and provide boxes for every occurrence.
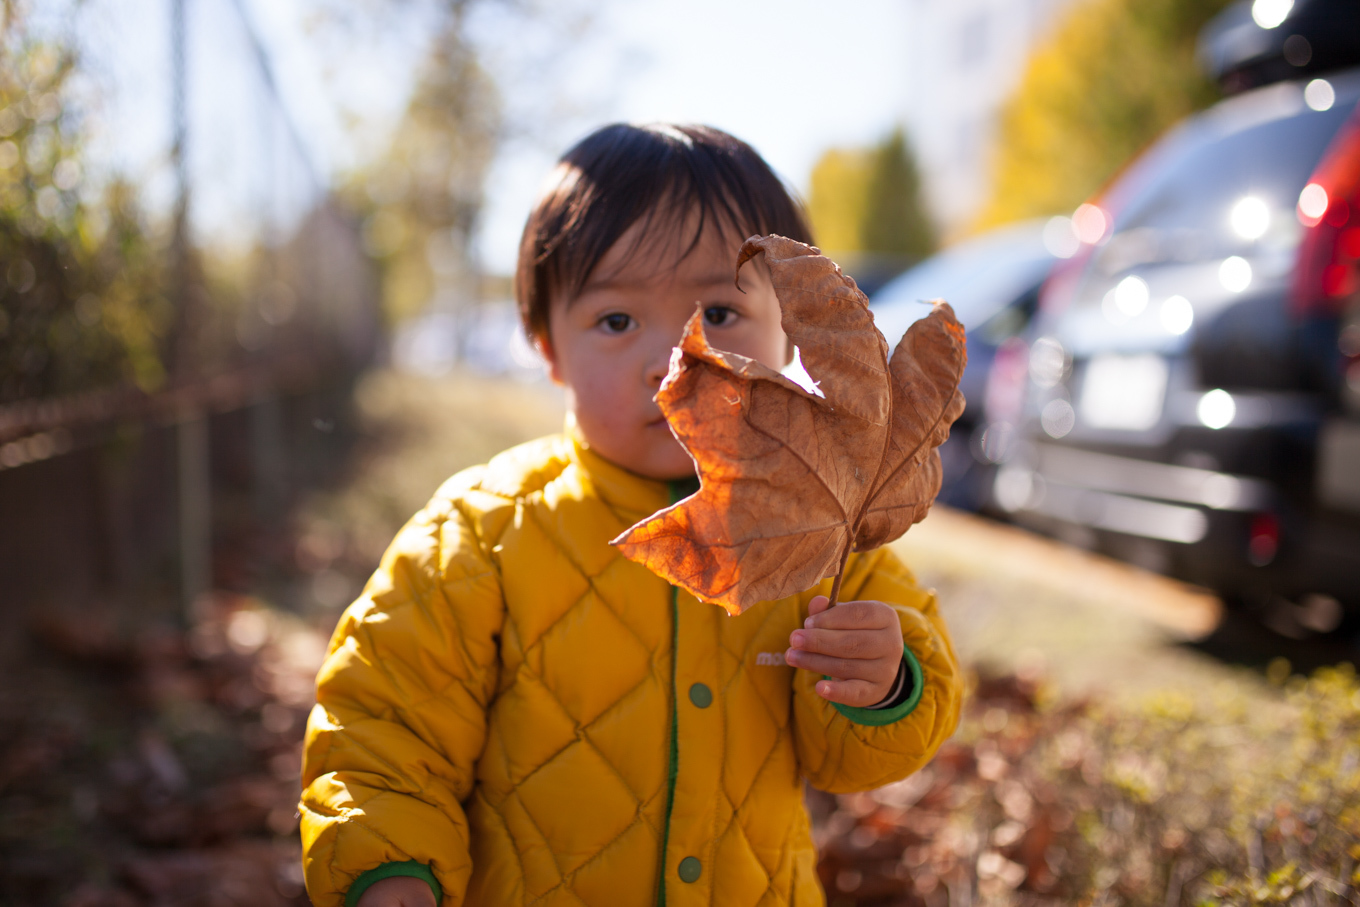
[515,122,814,343]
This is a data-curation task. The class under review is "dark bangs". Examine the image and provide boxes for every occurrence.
[515,123,813,342]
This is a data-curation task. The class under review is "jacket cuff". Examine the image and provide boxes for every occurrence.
[866,658,909,709]
[831,644,924,727]
[345,861,442,907]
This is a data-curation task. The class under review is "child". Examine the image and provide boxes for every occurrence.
[300,123,962,907]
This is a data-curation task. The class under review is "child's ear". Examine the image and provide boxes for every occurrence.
[536,333,565,385]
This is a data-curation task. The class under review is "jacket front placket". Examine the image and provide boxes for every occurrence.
[661,584,724,906]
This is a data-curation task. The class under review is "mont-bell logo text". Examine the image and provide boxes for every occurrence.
[755,651,786,666]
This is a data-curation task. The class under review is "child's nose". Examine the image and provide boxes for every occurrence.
[645,347,671,388]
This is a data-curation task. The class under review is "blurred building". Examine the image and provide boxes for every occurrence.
[902,0,1077,236]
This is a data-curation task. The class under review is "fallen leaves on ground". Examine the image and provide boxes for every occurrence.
[812,663,1360,906]
[615,235,966,613]
[2,595,323,906]
[9,592,1357,907]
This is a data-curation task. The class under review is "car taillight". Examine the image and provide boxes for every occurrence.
[1248,512,1280,567]
[1292,105,1360,318]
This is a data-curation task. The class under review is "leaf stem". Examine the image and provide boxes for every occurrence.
[827,536,853,607]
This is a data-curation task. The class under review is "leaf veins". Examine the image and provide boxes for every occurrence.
[612,234,967,615]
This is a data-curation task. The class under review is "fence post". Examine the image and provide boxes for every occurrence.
[252,391,285,524]
[177,409,210,619]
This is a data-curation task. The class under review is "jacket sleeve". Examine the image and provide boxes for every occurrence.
[792,545,962,793]
[300,478,506,907]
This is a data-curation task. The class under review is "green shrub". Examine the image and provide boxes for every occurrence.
[0,22,172,402]
[817,663,1360,905]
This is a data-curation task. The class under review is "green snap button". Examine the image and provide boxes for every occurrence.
[688,682,712,708]
[678,856,702,883]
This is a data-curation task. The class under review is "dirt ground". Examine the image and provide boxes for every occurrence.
[892,508,1248,703]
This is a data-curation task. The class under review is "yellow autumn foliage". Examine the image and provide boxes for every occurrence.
[977,0,1231,229]
[807,130,934,259]
[807,148,873,254]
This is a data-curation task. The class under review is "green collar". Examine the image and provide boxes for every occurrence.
[667,474,701,502]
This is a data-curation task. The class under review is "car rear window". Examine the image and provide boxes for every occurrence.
[1094,80,1357,272]
[871,224,1053,342]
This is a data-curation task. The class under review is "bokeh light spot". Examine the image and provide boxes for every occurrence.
[1040,398,1075,438]
[1298,183,1328,224]
[1114,275,1149,317]
[1304,78,1335,111]
[1197,389,1236,430]
[1219,256,1252,293]
[1230,196,1270,240]
[1251,0,1293,28]
[1029,337,1066,388]
[1160,295,1193,335]
[1072,204,1108,245]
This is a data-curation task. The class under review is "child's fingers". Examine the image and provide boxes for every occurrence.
[789,627,901,660]
[784,648,894,683]
[804,600,895,631]
[814,676,888,708]
[807,594,831,618]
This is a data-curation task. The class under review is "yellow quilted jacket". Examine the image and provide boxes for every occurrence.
[300,433,962,907]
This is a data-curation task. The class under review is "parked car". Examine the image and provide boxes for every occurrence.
[869,220,1062,510]
[1200,0,1360,95]
[993,68,1360,634]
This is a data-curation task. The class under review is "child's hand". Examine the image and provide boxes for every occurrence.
[786,596,903,707]
[356,877,437,907]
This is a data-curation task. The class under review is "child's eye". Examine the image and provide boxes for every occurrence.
[599,313,635,333]
[703,306,738,327]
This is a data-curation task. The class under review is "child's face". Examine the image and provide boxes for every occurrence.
[542,212,790,480]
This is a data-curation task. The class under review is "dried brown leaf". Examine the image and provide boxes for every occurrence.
[613,234,966,614]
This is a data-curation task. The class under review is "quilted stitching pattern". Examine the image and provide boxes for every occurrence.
[299,434,962,907]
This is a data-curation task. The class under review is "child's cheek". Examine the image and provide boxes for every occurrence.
[570,371,640,450]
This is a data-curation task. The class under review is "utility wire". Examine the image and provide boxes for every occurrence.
[224,0,323,191]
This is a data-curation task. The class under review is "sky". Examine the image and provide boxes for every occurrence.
[471,0,917,272]
[59,0,922,273]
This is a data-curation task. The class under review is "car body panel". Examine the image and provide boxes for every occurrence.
[870,221,1059,510]
[1003,69,1360,610]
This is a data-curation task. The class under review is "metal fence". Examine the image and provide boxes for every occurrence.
[0,0,381,620]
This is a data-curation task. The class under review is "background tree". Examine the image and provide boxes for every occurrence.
[347,2,501,334]
[0,17,173,402]
[861,128,935,260]
[808,128,935,260]
[977,0,1234,228]
[806,147,869,254]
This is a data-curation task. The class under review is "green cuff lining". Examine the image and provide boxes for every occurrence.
[831,644,924,727]
[345,861,442,907]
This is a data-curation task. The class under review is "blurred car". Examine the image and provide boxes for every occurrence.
[993,68,1360,633]
[1200,0,1360,95]
[869,220,1063,510]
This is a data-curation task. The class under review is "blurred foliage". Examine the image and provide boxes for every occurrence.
[978,0,1234,229]
[818,661,1360,905]
[808,128,935,259]
[0,594,322,905]
[808,148,868,252]
[350,5,500,327]
[0,17,172,402]
[1043,662,1360,904]
[0,5,383,406]
[862,130,936,260]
